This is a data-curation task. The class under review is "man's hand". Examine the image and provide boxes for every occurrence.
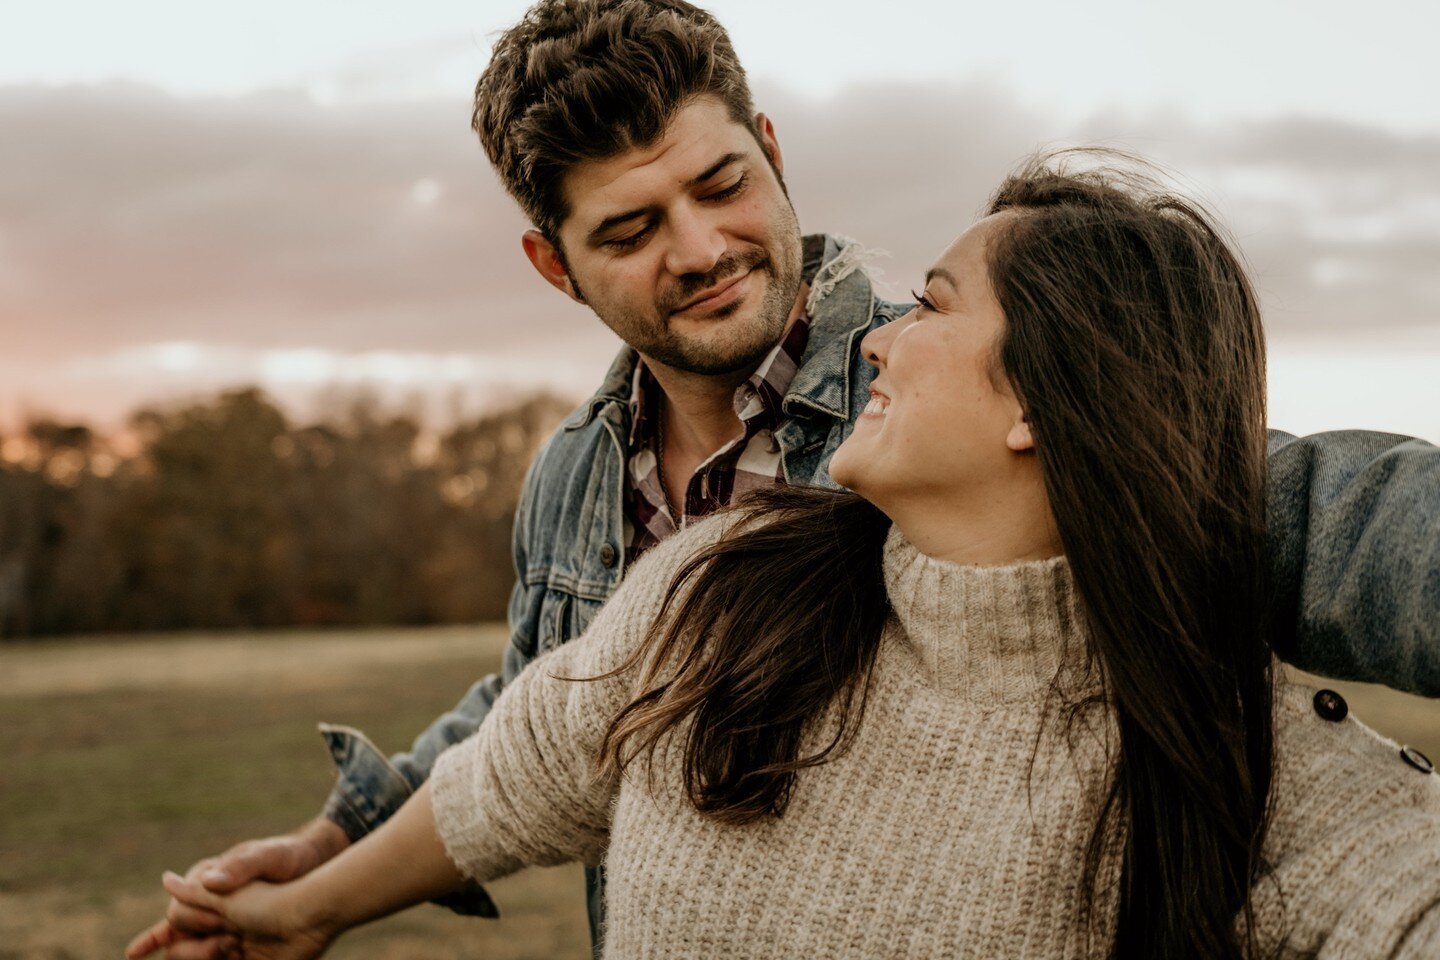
[151,870,339,960]
[125,817,350,960]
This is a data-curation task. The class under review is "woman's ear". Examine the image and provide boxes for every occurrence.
[1005,410,1035,452]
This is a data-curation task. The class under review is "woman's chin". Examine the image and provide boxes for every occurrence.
[827,444,875,495]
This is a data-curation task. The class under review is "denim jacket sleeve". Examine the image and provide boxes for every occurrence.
[317,453,555,918]
[1268,428,1440,697]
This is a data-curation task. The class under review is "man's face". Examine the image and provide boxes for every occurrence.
[550,96,804,377]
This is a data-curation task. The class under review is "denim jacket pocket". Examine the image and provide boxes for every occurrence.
[537,588,574,655]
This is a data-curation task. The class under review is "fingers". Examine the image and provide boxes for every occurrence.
[163,871,228,917]
[162,934,240,960]
[201,838,304,891]
[126,919,238,960]
[125,918,176,959]
[168,860,231,934]
[166,896,228,935]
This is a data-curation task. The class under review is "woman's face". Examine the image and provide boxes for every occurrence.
[829,212,1033,508]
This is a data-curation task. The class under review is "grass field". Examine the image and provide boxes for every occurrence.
[0,625,589,960]
[1,626,1437,959]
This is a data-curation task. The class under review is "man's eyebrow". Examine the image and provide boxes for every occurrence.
[587,207,649,245]
[687,151,746,187]
[585,152,748,245]
[925,267,959,289]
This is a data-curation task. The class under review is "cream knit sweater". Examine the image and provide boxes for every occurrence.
[431,513,1440,958]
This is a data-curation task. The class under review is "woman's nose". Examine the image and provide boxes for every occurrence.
[860,308,911,368]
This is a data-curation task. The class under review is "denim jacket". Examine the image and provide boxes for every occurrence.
[319,234,1440,943]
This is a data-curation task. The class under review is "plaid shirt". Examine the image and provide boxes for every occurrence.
[623,315,811,563]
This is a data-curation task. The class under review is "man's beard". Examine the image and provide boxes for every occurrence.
[649,249,798,375]
[590,201,804,377]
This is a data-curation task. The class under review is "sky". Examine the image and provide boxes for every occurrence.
[3,0,1439,439]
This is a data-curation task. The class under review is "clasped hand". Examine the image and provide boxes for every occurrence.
[142,871,335,960]
[126,819,352,960]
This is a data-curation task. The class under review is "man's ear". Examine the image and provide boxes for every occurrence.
[753,112,784,177]
[1005,409,1035,453]
[522,229,584,304]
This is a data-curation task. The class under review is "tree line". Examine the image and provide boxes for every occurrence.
[0,387,572,639]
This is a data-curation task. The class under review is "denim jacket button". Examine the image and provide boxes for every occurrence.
[599,543,617,567]
[1312,689,1348,722]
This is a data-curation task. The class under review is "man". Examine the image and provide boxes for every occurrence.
[129,1,1440,958]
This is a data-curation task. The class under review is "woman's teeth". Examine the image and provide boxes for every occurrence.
[864,396,889,416]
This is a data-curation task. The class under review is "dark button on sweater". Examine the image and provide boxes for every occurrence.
[1312,689,1348,722]
[1400,746,1435,775]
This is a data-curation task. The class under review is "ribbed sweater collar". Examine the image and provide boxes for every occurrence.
[881,524,1097,705]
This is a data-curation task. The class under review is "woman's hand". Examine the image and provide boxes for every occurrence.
[125,818,352,960]
[157,870,339,960]
[134,780,468,960]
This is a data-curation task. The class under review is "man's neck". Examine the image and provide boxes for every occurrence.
[645,282,809,463]
[648,362,749,460]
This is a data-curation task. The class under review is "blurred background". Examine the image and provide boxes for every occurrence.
[2,1,1438,957]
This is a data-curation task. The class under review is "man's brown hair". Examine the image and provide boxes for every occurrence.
[474,0,759,243]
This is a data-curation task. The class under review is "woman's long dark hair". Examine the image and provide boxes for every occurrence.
[596,152,1275,958]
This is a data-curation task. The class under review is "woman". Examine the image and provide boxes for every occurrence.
[159,155,1440,958]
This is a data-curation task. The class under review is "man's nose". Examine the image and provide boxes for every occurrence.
[663,208,726,278]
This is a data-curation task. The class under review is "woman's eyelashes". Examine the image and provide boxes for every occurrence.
[910,289,938,313]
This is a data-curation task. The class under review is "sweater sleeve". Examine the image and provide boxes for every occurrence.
[1248,682,1440,959]
[428,511,740,884]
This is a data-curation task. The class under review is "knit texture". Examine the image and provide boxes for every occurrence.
[431,514,1440,958]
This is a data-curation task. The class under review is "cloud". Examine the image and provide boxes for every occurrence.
[1,80,1437,427]
[0,83,598,360]
[761,81,1440,334]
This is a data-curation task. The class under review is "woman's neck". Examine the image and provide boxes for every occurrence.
[885,470,1063,567]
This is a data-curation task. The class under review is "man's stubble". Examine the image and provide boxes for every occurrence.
[578,193,804,378]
